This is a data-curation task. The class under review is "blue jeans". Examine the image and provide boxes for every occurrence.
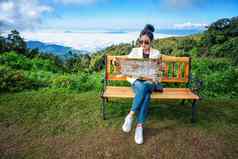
[131,79,155,124]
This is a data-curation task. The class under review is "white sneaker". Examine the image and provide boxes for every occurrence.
[135,126,143,144]
[122,115,133,133]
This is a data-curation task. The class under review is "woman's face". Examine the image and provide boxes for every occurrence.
[139,35,151,51]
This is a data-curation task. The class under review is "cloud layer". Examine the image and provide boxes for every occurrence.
[0,0,52,31]
[173,22,207,29]
[22,31,176,52]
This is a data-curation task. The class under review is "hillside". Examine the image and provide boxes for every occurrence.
[0,16,238,98]
[27,41,89,59]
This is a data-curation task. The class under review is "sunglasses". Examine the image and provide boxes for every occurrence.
[139,40,150,45]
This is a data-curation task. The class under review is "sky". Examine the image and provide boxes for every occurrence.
[0,0,238,32]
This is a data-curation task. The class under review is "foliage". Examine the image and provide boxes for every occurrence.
[198,16,238,62]
[0,16,238,98]
[50,72,102,92]
[0,51,32,70]
[192,58,238,97]
[0,51,62,72]
[0,65,40,92]
[102,43,133,56]
[88,53,105,72]
[64,54,91,72]
[0,50,104,93]
[0,30,25,54]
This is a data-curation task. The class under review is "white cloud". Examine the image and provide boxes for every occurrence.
[0,1,14,12]
[173,22,207,29]
[0,0,53,31]
[54,0,103,5]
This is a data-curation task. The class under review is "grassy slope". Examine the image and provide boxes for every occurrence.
[0,89,238,159]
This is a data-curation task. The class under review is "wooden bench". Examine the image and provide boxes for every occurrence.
[101,55,202,123]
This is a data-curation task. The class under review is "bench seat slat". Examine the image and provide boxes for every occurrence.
[102,86,199,100]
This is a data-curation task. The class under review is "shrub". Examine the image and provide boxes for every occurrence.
[31,57,59,73]
[0,51,32,70]
[0,51,62,73]
[192,58,238,97]
[0,66,39,92]
[50,75,74,89]
[49,72,102,92]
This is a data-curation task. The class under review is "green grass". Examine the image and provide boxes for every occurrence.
[0,89,238,159]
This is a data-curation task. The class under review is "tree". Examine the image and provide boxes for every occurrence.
[28,48,40,58]
[89,53,105,72]
[209,18,231,32]
[0,34,6,53]
[229,16,238,37]
[177,38,196,52]
[6,30,27,54]
[205,16,238,44]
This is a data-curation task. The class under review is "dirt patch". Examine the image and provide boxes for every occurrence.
[1,123,236,159]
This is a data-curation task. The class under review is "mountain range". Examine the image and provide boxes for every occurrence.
[27,41,89,58]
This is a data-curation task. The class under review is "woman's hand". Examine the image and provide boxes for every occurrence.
[112,57,119,66]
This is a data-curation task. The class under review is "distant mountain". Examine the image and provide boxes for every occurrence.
[27,41,89,58]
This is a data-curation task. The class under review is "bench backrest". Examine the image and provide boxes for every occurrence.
[105,55,191,83]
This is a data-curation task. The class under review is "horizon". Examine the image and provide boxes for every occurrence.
[1,0,237,52]
[2,27,204,52]
[22,30,182,52]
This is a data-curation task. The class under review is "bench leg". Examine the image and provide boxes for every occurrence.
[191,100,197,123]
[181,99,185,105]
[101,98,106,120]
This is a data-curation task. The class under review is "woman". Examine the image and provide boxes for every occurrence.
[122,24,162,144]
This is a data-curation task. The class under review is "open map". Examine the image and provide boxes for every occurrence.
[114,57,162,82]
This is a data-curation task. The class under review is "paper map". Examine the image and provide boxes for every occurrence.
[114,58,162,82]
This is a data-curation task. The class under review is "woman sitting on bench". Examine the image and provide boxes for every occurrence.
[122,24,163,144]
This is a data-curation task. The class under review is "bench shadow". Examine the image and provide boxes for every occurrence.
[143,127,160,142]
[105,100,132,119]
[143,121,178,143]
